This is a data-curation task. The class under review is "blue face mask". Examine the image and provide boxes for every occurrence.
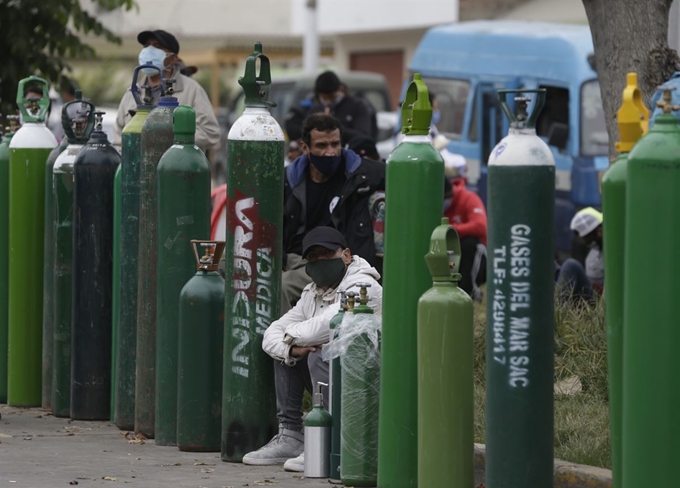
[431,109,441,126]
[309,153,342,176]
[139,46,169,75]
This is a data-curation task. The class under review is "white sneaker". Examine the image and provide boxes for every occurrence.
[283,452,304,472]
[242,428,304,465]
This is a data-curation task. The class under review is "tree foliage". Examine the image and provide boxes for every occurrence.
[0,0,135,120]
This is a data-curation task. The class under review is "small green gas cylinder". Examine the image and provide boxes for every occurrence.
[341,284,380,488]
[304,381,332,478]
[8,76,58,407]
[177,241,225,452]
[623,86,680,488]
[329,290,349,482]
[601,72,648,487]
[418,218,473,488]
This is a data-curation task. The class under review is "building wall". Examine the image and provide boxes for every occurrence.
[459,0,529,20]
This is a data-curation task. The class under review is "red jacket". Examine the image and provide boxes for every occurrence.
[444,178,488,245]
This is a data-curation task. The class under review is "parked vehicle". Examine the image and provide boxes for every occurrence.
[408,20,607,256]
[228,71,395,159]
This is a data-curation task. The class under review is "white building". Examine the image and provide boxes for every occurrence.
[87,0,459,109]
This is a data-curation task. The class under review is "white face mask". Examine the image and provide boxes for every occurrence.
[139,45,170,75]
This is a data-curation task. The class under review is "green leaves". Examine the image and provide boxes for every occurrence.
[0,0,135,121]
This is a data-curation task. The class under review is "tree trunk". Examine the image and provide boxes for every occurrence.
[583,0,678,157]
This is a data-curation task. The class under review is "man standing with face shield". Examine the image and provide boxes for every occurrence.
[243,226,383,469]
[112,29,220,153]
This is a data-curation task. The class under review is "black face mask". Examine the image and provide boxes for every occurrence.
[305,258,347,288]
[309,153,342,176]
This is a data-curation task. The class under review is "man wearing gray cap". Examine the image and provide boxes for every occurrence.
[243,226,382,470]
[113,29,220,153]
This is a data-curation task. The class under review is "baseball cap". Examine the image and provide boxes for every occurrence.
[302,227,347,259]
[570,207,603,238]
[137,29,180,54]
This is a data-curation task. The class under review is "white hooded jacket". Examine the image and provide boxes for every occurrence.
[262,255,382,363]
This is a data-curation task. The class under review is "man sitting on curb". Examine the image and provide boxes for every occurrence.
[556,207,604,304]
[243,226,383,471]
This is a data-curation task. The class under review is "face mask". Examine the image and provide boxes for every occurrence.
[306,258,346,288]
[139,46,169,75]
[309,153,342,176]
[431,109,441,126]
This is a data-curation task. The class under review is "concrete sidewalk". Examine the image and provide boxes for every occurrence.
[0,405,331,488]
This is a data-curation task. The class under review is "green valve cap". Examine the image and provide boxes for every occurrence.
[401,73,432,136]
[425,217,462,282]
[173,105,196,140]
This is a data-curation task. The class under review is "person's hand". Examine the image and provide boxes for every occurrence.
[290,346,318,358]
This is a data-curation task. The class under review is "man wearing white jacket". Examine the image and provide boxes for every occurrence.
[243,226,382,469]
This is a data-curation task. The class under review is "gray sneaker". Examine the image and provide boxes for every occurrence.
[242,428,304,465]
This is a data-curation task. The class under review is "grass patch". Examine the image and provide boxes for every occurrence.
[473,289,611,469]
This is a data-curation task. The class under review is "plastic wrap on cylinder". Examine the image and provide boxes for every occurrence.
[324,313,381,486]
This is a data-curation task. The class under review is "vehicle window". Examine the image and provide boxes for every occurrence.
[420,77,470,139]
[581,80,608,156]
[535,85,570,152]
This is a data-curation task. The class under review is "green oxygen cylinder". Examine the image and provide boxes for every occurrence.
[622,86,680,488]
[0,116,20,404]
[135,80,178,438]
[115,64,162,430]
[418,218,474,488]
[601,72,648,488]
[51,98,96,418]
[378,73,443,488]
[341,285,381,487]
[155,105,211,445]
[486,90,555,488]
[111,164,122,422]
[329,291,350,483]
[8,76,58,407]
[177,241,225,452]
[42,128,68,410]
[222,43,282,462]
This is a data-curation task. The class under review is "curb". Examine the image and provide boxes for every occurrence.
[474,444,612,488]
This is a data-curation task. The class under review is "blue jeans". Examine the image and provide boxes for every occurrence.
[556,258,593,304]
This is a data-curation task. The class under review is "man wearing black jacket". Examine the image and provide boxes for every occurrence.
[280,113,385,314]
[285,71,376,145]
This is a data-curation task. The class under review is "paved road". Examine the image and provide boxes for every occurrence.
[0,406,332,488]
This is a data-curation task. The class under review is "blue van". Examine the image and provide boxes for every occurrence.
[409,21,608,256]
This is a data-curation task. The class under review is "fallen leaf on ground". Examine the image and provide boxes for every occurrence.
[102,477,117,481]
[161,462,182,467]
[0,433,10,438]
[254,480,278,486]
[194,462,215,466]
[122,431,146,445]
[69,481,79,485]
